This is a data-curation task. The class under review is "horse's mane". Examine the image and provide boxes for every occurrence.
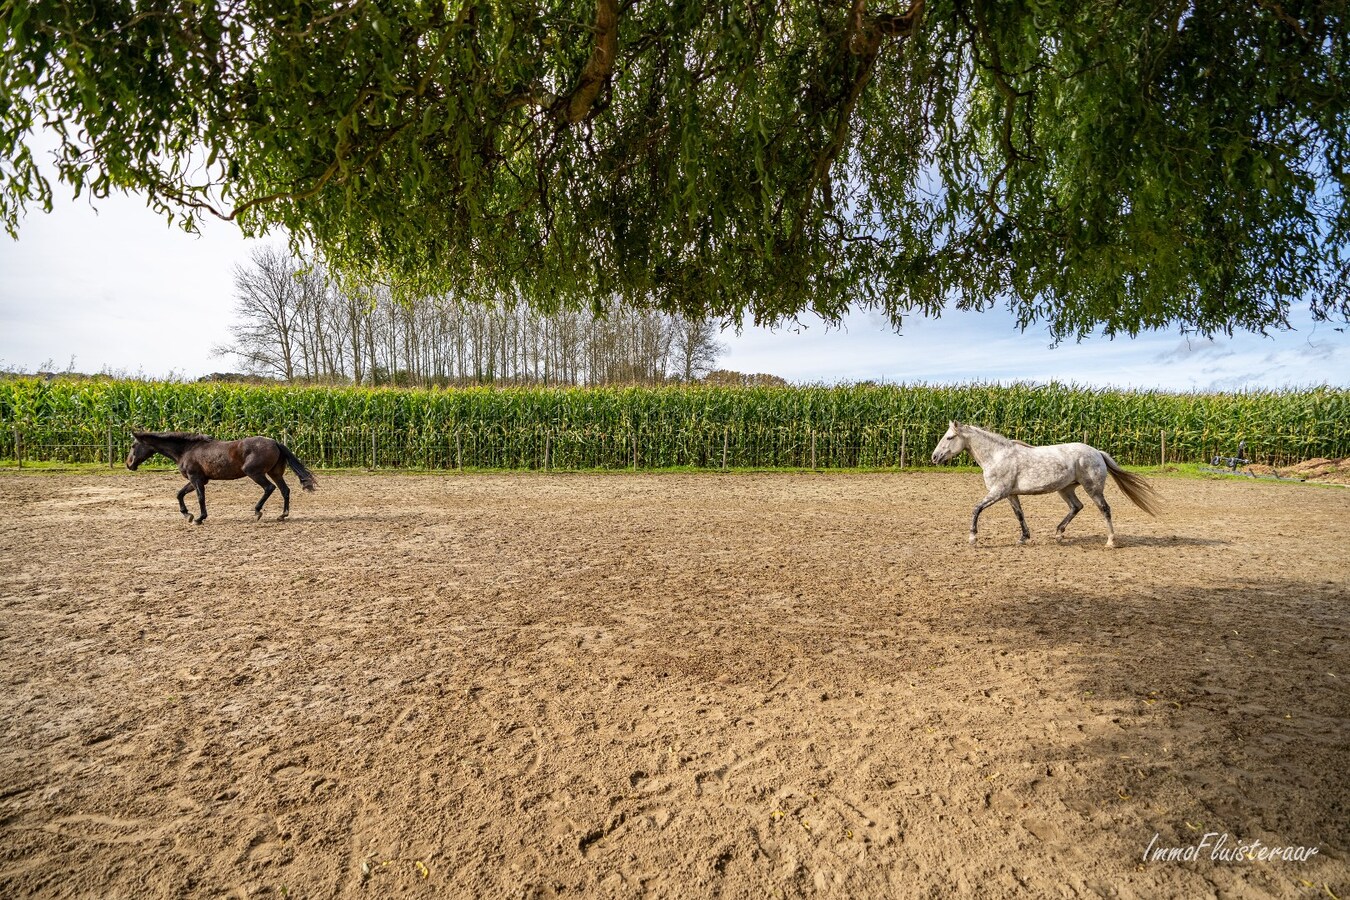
[960,423,1028,447]
[138,431,215,443]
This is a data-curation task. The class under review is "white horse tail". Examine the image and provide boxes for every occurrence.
[1101,452,1161,517]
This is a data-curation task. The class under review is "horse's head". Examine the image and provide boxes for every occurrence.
[126,433,156,470]
[930,421,967,465]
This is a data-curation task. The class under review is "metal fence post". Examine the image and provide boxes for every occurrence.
[13,428,20,469]
[1160,429,1166,467]
[371,429,377,469]
[721,428,729,471]
[811,430,817,470]
[900,428,906,469]
[108,428,114,468]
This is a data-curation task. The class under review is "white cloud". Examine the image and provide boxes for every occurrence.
[1,190,267,376]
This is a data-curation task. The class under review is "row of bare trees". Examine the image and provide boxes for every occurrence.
[216,247,724,386]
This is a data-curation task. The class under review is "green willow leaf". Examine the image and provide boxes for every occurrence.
[0,0,1346,337]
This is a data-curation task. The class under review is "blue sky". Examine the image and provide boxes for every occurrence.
[2,187,1347,390]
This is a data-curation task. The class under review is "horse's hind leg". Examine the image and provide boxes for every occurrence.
[249,473,275,520]
[176,481,195,522]
[193,479,208,525]
[270,463,292,520]
[1055,487,1084,542]
[1008,496,1031,544]
[1086,486,1116,548]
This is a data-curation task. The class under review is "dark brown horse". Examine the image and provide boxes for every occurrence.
[126,432,317,524]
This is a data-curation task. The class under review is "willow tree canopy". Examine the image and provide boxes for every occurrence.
[2,0,1346,336]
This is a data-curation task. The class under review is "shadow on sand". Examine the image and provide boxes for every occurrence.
[935,578,1348,896]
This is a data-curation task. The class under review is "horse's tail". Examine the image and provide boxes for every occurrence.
[279,443,318,492]
[1101,452,1160,517]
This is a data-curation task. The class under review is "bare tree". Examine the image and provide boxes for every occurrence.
[674,317,724,382]
[218,249,726,386]
[215,246,302,380]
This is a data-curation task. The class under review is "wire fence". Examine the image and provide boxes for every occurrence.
[1,422,1335,471]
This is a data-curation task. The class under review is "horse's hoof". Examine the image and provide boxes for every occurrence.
[1018,536,1029,545]
[1105,538,1116,549]
[195,518,206,526]
[277,514,289,522]
[968,533,978,546]
[254,511,263,521]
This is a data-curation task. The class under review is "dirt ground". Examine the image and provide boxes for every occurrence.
[0,470,1346,900]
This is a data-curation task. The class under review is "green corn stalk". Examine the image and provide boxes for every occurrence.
[1,378,1345,469]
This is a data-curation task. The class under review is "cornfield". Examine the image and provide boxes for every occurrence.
[0,378,1345,470]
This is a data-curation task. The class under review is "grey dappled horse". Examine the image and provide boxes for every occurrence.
[930,421,1160,548]
[127,432,317,524]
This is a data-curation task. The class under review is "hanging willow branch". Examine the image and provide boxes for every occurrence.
[2,0,1345,337]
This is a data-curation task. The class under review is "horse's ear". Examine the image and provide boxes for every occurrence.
[951,420,960,429]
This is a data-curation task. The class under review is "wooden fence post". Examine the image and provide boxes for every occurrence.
[811,430,817,470]
[108,428,114,468]
[900,428,907,469]
[722,428,729,471]
[371,430,377,469]
[1160,429,1166,467]
[544,430,551,472]
[455,429,463,470]
[13,428,20,469]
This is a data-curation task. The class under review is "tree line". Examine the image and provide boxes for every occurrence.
[216,247,725,387]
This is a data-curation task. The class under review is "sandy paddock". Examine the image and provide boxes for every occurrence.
[0,470,1346,899]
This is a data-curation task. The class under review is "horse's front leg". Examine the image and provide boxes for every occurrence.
[176,482,194,522]
[969,490,1008,546]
